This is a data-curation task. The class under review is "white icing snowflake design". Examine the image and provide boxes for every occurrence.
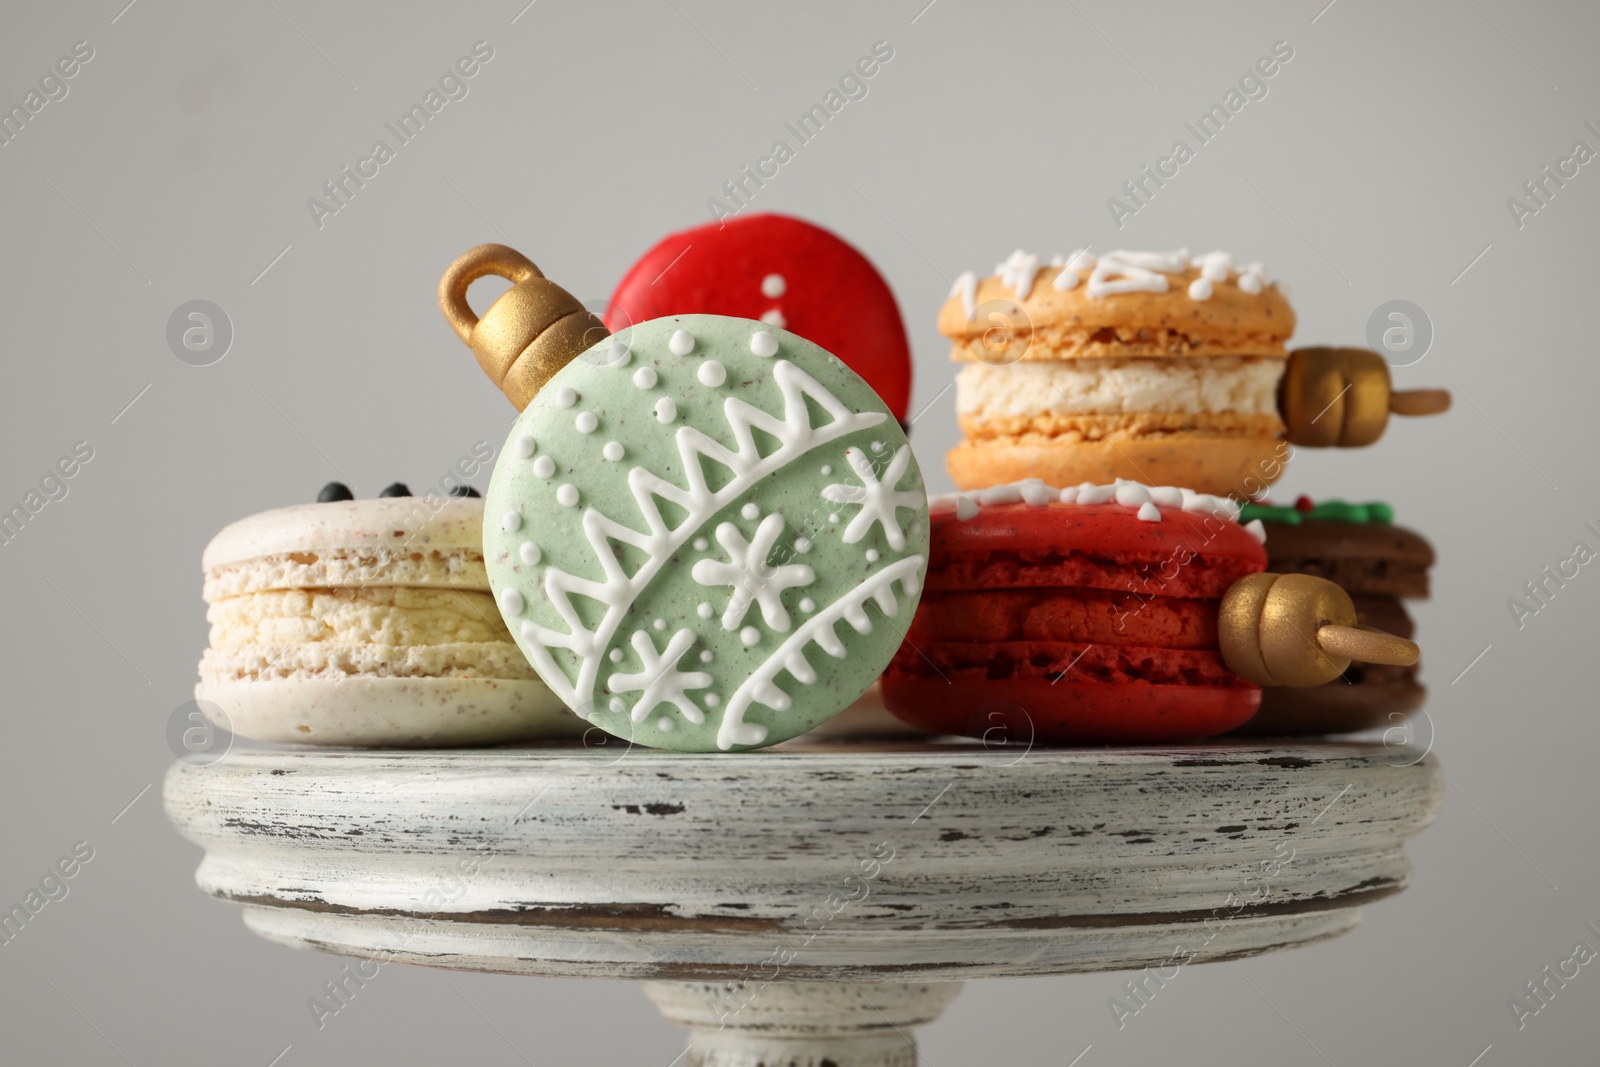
[821,445,924,550]
[607,628,711,724]
[692,513,815,633]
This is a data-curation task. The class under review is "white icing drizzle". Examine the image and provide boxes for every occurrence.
[1049,249,1095,291]
[607,628,710,724]
[668,329,696,356]
[1114,483,1150,507]
[691,514,816,633]
[820,445,925,551]
[1088,249,1188,297]
[514,358,887,734]
[1194,250,1233,281]
[982,248,1275,303]
[714,555,923,750]
[995,249,1043,301]
[698,360,727,387]
[950,271,978,321]
[929,478,1245,524]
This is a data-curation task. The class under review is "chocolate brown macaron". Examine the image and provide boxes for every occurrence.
[1229,498,1434,735]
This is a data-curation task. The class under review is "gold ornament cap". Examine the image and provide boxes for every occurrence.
[1219,572,1420,687]
[438,243,608,410]
[1281,347,1450,447]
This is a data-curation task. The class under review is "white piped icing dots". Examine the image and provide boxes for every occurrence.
[958,249,1274,317]
[930,478,1261,537]
[759,275,787,327]
[698,360,726,387]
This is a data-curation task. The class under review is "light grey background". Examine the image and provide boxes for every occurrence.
[2,0,1597,1063]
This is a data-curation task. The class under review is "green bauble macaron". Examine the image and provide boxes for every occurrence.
[485,315,929,752]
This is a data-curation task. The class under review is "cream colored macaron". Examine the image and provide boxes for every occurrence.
[196,492,575,747]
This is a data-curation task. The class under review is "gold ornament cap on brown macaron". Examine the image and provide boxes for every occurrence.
[438,244,608,410]
[1218,571,1419,687]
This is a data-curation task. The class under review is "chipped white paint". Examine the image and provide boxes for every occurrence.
[165,740,1440,1065]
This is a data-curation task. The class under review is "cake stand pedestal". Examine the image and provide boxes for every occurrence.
[165,739,1441,1066]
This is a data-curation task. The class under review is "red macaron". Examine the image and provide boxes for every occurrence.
[606,213,914,422]
[882,482,1269,743]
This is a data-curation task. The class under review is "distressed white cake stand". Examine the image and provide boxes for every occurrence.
[165,739,1441,1066]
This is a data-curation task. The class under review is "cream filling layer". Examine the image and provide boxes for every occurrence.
[207,587,510,648]
[955,357,1284,419]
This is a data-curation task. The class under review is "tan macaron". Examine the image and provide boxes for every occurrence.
[941,250,1295,497]
[196,495,575,747]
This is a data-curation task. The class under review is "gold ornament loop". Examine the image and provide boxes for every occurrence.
[437,243,608,411]
[437,243,543,345]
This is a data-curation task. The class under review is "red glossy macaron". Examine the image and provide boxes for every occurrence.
[882,482,1269,743]
[606,213,914,421]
